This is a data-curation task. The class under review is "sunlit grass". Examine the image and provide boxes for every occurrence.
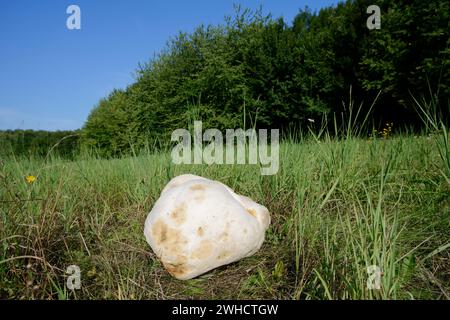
[0,132,449,299]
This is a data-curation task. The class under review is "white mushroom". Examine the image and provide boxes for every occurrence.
[144,174,271,280]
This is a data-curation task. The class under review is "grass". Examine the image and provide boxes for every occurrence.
[0,131,449,299]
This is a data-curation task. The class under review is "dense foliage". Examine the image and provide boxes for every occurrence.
[33,1,450,156]
[0,130,80,158]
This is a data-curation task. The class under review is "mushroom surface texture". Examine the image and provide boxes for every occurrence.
[144,174,271,280]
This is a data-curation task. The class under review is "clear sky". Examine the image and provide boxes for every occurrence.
[0,0,339,131]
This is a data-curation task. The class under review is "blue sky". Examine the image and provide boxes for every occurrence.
[0,0,339,131]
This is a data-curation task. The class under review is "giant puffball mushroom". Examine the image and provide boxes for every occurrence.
[144,174,271,280]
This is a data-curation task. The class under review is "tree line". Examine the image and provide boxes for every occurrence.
[0,130,80,158]
[2,0,449,157]
[82,0,449,156]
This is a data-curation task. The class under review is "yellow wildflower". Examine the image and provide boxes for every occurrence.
[26,175,36,184]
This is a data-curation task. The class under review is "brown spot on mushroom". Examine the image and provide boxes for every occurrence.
[197,226,205,236]
[243,228,248,234]
[217,251,230,260]
[152,219,187,255]
[190,184,205,202]
[164,261,189,278]
[190,183,206,191]
[219,232,229,242]
[152,219,168,244]
[170,202,187,225]
[246,208,257,217]
[191,240,213,259]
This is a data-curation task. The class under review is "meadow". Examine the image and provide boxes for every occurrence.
[1,128,449,300]
[1,0,448,300]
